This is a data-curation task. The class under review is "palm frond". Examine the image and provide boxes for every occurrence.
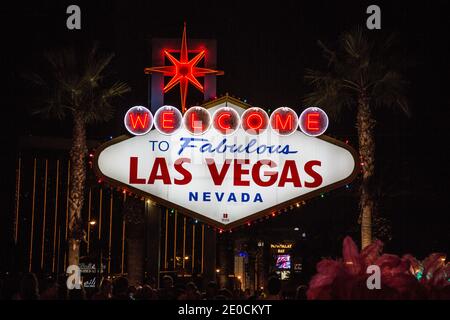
[27,45,130,124]
[83,81,131,124]
[31,97,72,121]
[82,50,115,87]
[317,40,336,66]
[371,71,410,116]
[104,81,131,98]
[303,29,409,119]
[341,27,372,61]
[303,69,353,119]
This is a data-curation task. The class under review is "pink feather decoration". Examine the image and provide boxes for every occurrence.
[307,237,449,300]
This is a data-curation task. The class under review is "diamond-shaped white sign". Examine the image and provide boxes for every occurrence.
[94,97,358,229]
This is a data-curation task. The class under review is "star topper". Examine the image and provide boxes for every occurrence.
[145,23,224,113]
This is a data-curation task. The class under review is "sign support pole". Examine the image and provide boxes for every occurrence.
[203,228,217,285]
[145,200,161,288]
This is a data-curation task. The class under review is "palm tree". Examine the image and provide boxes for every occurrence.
[303,29,409,248]
[28,45,130,266]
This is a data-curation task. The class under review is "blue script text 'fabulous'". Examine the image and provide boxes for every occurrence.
[176,137,298,156]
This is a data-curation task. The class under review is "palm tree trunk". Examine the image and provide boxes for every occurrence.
[357,94,376,249]
[68,111,87,266]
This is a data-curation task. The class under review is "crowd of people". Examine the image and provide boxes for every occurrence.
[3,237,447,300]
[0,272,308,300]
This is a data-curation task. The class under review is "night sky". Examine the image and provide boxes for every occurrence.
[1,0,449,269]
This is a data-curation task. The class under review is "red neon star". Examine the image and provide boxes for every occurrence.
[145,23,224,113]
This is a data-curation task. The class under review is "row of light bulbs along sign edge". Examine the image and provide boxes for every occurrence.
[124,105,329,137]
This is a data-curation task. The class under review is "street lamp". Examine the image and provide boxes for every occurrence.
[87,220,97,255]
[237,275,242,291]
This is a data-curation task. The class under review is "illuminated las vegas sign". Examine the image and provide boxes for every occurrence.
[94,96,358,229]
